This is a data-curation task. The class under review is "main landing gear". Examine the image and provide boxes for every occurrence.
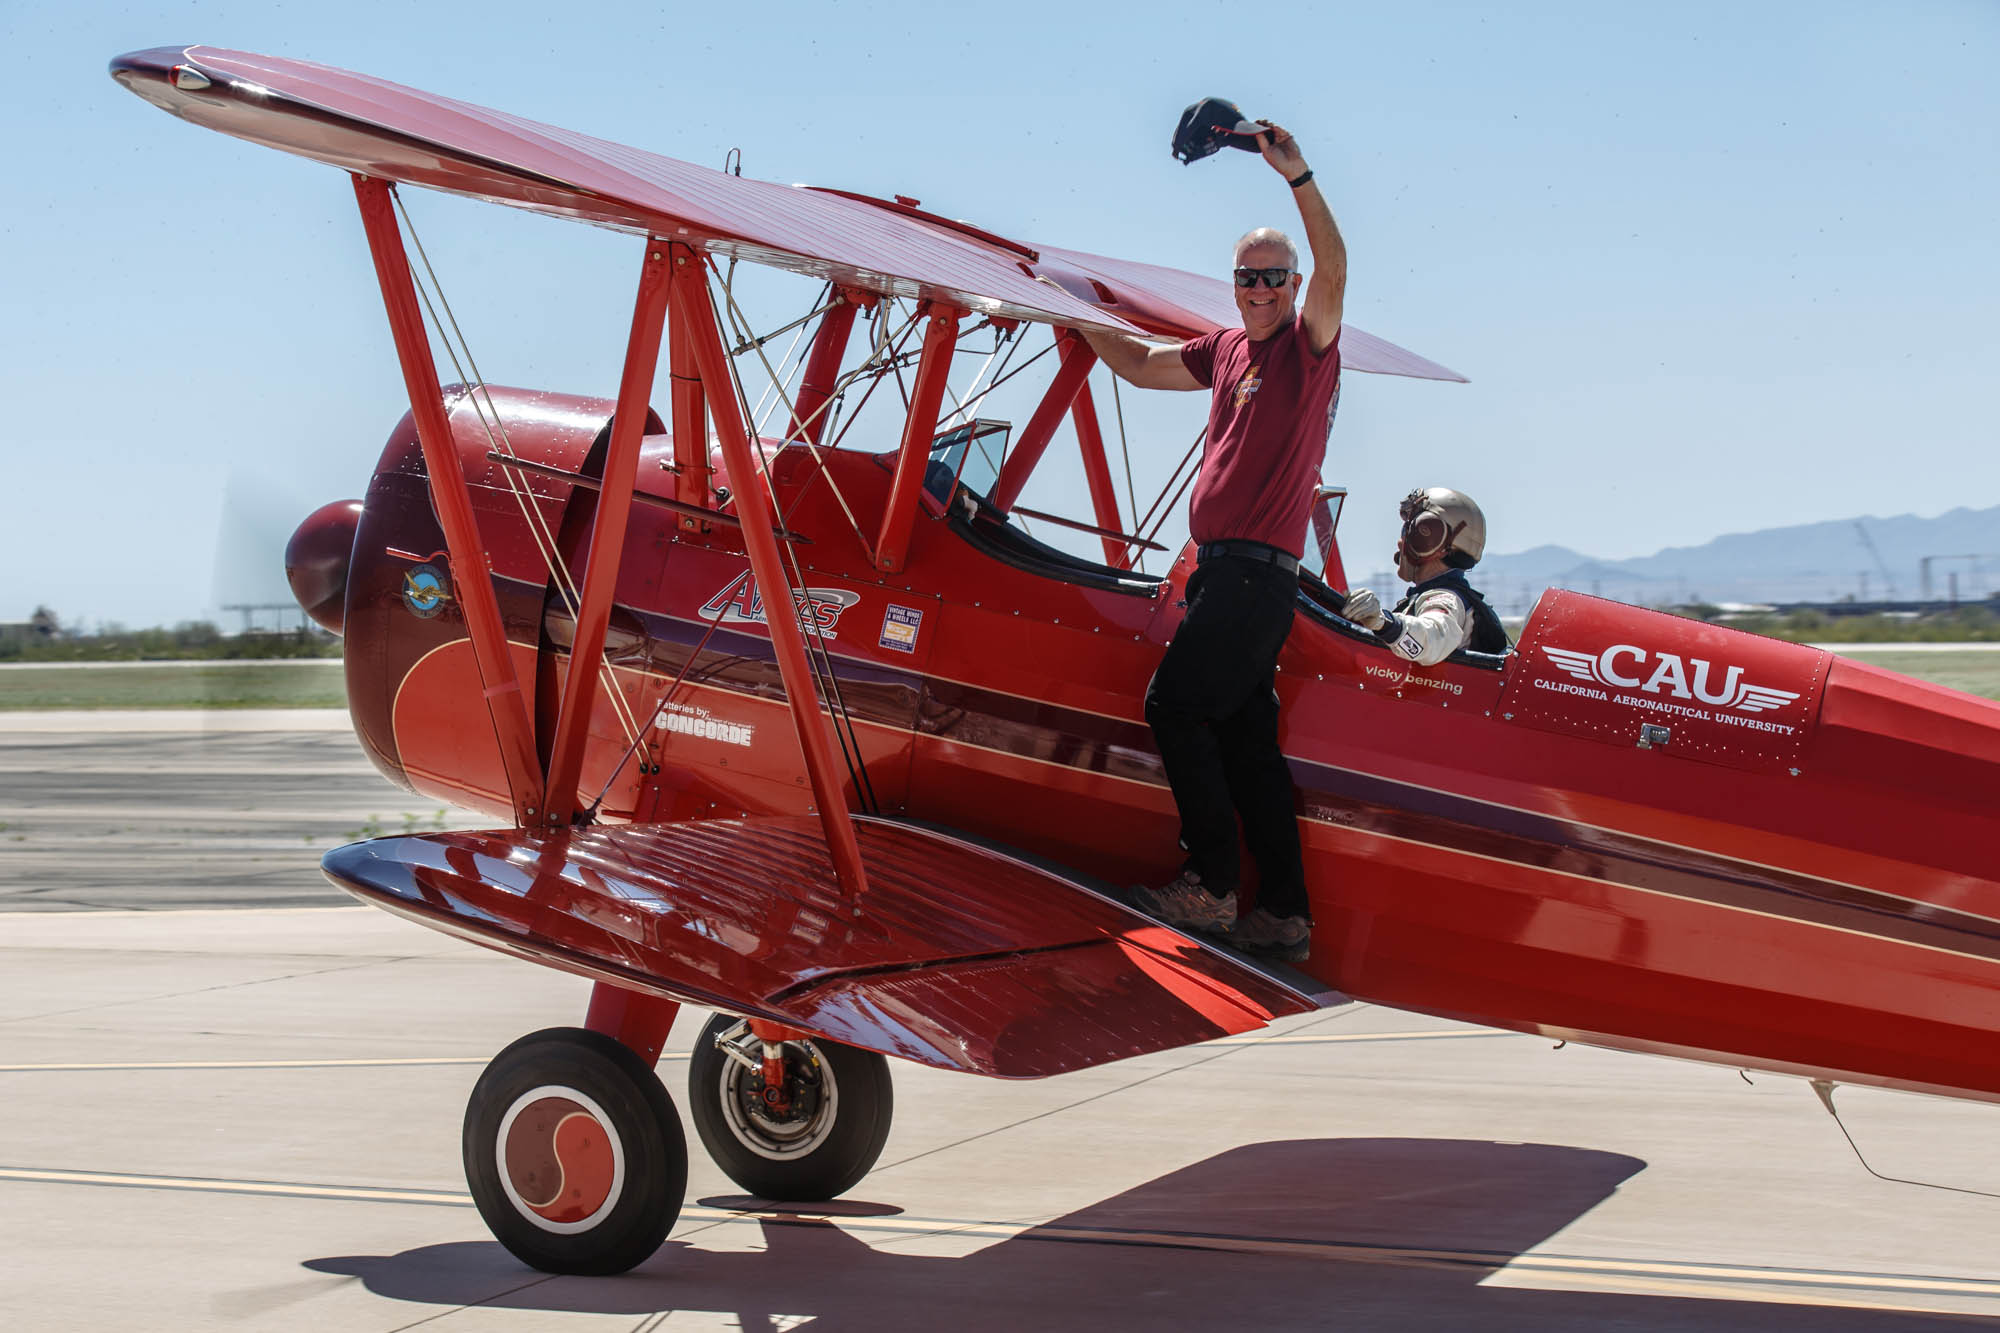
[462,1027,687,1275]
[688,1013,894,1202]
[460,985,894,1275]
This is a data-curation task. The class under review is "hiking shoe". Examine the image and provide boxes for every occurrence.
[1130,870,1237,935]
[1229,907,1312,963]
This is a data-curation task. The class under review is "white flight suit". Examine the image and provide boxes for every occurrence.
[1379,587,1473,667]
[1343,586,1473,667]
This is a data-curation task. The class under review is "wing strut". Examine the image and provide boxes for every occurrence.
[351,175,545,824]
[789,295,860,445]
[540,239,674,827]
[666,301,712,524]
[1070,377,1129,568]
[874,303,962,574]
[671,244,873,903]
[987,331,1099,514]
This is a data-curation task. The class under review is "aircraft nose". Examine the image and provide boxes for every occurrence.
[285,500,364,635]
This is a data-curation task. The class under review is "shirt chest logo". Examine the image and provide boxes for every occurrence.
[1232,364,1262,408]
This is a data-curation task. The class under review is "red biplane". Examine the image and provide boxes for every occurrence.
[116,45,2000,1277]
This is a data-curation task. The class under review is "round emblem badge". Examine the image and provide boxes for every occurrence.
[401,563,451,619]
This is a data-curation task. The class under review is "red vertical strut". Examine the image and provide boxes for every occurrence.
[790,296,859,445]
[671,248,873,903]
[1070,378,1129,569]
[583,982,680,1066]
[988,331,1096,514]
[874,304,961,574]
[350,175,544,824]
[543,238,673,826]
[668,301,712,524]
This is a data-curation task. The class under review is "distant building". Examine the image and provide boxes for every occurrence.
[0,606,59,648]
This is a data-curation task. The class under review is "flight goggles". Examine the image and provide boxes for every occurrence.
[1232,266,1294,289]
[1399,489,1464,560]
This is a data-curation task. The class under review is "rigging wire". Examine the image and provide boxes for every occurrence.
[732,288,837,357]
[934,329,1009,431]
[1140,442,1204,551]
[745,282,830,436]
[389,188,643,750]
[395,239,643,754]
[1810,1080,2000,1201]
[963,334,1059,403]
[819,313,924,455]
[1133,426,1206,543]
[807,303,927,444]
[714,267,922,561]
[586,277,915,820]
[923,329,1062,536]
[583,580,748,819]
[704,263,880,814]
[1109,374,1145,574]
[950,326,1023,425]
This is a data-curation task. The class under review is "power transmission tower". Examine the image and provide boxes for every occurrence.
[1853,521,1898,601]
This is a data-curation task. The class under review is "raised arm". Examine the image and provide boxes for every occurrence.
[1075,327,1203,391]
[1256,123,1345,355]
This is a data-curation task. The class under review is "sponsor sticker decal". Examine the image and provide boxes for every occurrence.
[1536,642,1804,735]
[401,564,451,619]
[879,604,924,654]
[700,572,860,639]
[654,700,754,748]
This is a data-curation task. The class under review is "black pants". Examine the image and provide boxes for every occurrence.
[1143,554,1309,919]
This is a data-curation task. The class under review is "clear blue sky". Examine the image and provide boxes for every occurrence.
[3,0,1995,627]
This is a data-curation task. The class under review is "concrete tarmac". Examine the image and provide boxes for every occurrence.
[4,716,2000,1330]
[0,712,477,911]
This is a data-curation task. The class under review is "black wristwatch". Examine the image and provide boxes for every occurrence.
[1288,169,1314,189]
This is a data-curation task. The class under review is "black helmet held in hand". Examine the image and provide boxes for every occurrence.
[1171,97,1265,165]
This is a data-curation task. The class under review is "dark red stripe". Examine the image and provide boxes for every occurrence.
[608,599,2000,965]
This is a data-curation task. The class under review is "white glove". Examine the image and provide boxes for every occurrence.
[1342,587,1385,630]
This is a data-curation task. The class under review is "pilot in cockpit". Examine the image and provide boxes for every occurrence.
[1342,487,1510,665]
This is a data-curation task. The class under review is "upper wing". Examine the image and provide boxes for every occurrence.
[321,815,1336,1078]
[111,46,1463,379]
[1033,245,1467,382]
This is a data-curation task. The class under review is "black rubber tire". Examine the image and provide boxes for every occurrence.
[688,1013,894,1201]
[463,1026,687,1275]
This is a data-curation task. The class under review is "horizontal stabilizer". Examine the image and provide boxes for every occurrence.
[321,816,1333,1077]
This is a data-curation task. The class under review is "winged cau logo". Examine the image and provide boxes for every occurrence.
[1540,644,1801,715]
[700,571,861,640]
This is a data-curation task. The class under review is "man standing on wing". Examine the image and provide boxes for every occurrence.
[1076,120,1343,964]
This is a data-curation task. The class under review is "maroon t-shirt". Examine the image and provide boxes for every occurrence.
[1179,319,1343,558]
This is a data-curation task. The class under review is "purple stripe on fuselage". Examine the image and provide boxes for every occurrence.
[573,597,2000,965]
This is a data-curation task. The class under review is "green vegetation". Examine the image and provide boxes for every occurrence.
[0,662,347,710]
[1825,650,2000,703]
[1,611,339,663]
[1686,607,2000,643]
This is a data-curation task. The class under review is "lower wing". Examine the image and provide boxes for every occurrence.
[322,814,1340,1078]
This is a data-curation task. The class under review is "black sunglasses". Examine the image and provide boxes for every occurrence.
[1232,266,1294,289]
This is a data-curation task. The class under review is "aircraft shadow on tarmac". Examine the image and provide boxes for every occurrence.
[304,1137,1977,1331]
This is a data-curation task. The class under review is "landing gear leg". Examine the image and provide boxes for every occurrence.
[689,1014,894,1201]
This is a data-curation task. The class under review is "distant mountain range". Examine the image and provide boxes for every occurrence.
[1466,505,2000,617]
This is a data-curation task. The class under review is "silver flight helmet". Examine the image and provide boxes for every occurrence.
[1398,487,1487,568]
